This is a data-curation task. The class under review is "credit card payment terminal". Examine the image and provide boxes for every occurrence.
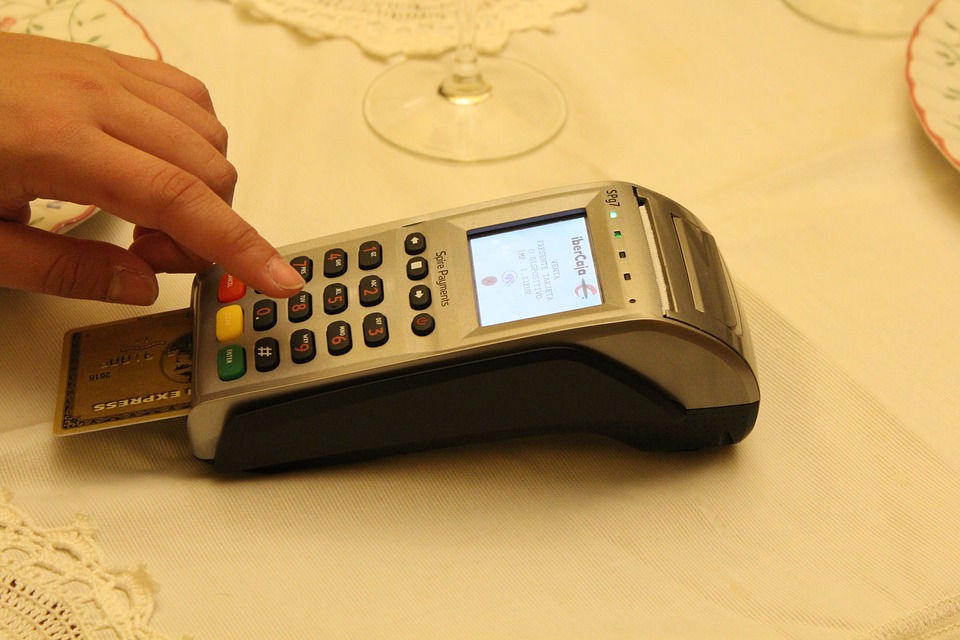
[189,182,760,471]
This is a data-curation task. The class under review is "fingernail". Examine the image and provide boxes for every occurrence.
[268,255,306,292]
[108,268,159,305]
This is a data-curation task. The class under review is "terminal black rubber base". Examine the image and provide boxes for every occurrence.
[212,346,759,472]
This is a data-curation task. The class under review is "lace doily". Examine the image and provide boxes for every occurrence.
[222,0,587,58]
[0,492,170,640]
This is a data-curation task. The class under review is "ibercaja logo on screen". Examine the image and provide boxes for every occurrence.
[571,235,598,301]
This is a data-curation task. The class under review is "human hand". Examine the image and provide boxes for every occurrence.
[0,32,305,304]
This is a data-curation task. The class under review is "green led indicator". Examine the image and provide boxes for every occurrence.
[614,230,622,238]
[609,211,618,219]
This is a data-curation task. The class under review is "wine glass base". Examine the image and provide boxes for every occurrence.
[364,56,566,162]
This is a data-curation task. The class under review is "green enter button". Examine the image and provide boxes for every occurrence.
[217,345,246,381]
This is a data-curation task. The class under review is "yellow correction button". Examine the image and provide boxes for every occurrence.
[216,305,244,343]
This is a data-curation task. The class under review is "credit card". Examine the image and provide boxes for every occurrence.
[54,308,193,436]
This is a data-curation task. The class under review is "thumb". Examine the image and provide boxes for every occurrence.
[0,222,159,305]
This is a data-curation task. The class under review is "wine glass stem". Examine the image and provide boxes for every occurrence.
[439,0,492,105]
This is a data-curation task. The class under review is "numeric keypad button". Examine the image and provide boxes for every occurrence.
[358,241,383,270]
[288,292,313,323]
[290,329,317,364]
[252,299,277,331]
[362,313,389,347]
[289,256,313,282]
[359,275,384,307]
[326,321,353,356]
[323,249,348,277]
[323,283,348,314]
[254,337,280,372]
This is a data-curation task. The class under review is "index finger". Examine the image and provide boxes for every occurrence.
[57,132,305,298]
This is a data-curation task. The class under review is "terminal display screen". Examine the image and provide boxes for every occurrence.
[468,212,603,327]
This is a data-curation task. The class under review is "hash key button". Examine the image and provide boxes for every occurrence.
[406,257,428,280]
[254,337,280,372]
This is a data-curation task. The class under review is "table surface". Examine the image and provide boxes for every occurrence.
[2,1,960,638]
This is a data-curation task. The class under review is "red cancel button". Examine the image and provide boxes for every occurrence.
[218,274,247,303]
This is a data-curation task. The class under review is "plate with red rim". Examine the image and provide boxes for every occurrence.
[1,0,161,233]
[907,0,960,170]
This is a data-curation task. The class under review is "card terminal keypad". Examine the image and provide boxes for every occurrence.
[212,232,434,382]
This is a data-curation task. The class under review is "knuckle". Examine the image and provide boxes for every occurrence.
[149,166,208,212]
[208,157,238,199]
[215,219,264,262]
[209,121,229,155]
[146,59,214,108]
[42,247,102,299]
[145,164,257,265]
[177,72,215,108]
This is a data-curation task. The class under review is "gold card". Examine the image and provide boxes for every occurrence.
[54,308,193,435]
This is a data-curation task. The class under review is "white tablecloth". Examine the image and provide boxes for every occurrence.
[2,1,959,638]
